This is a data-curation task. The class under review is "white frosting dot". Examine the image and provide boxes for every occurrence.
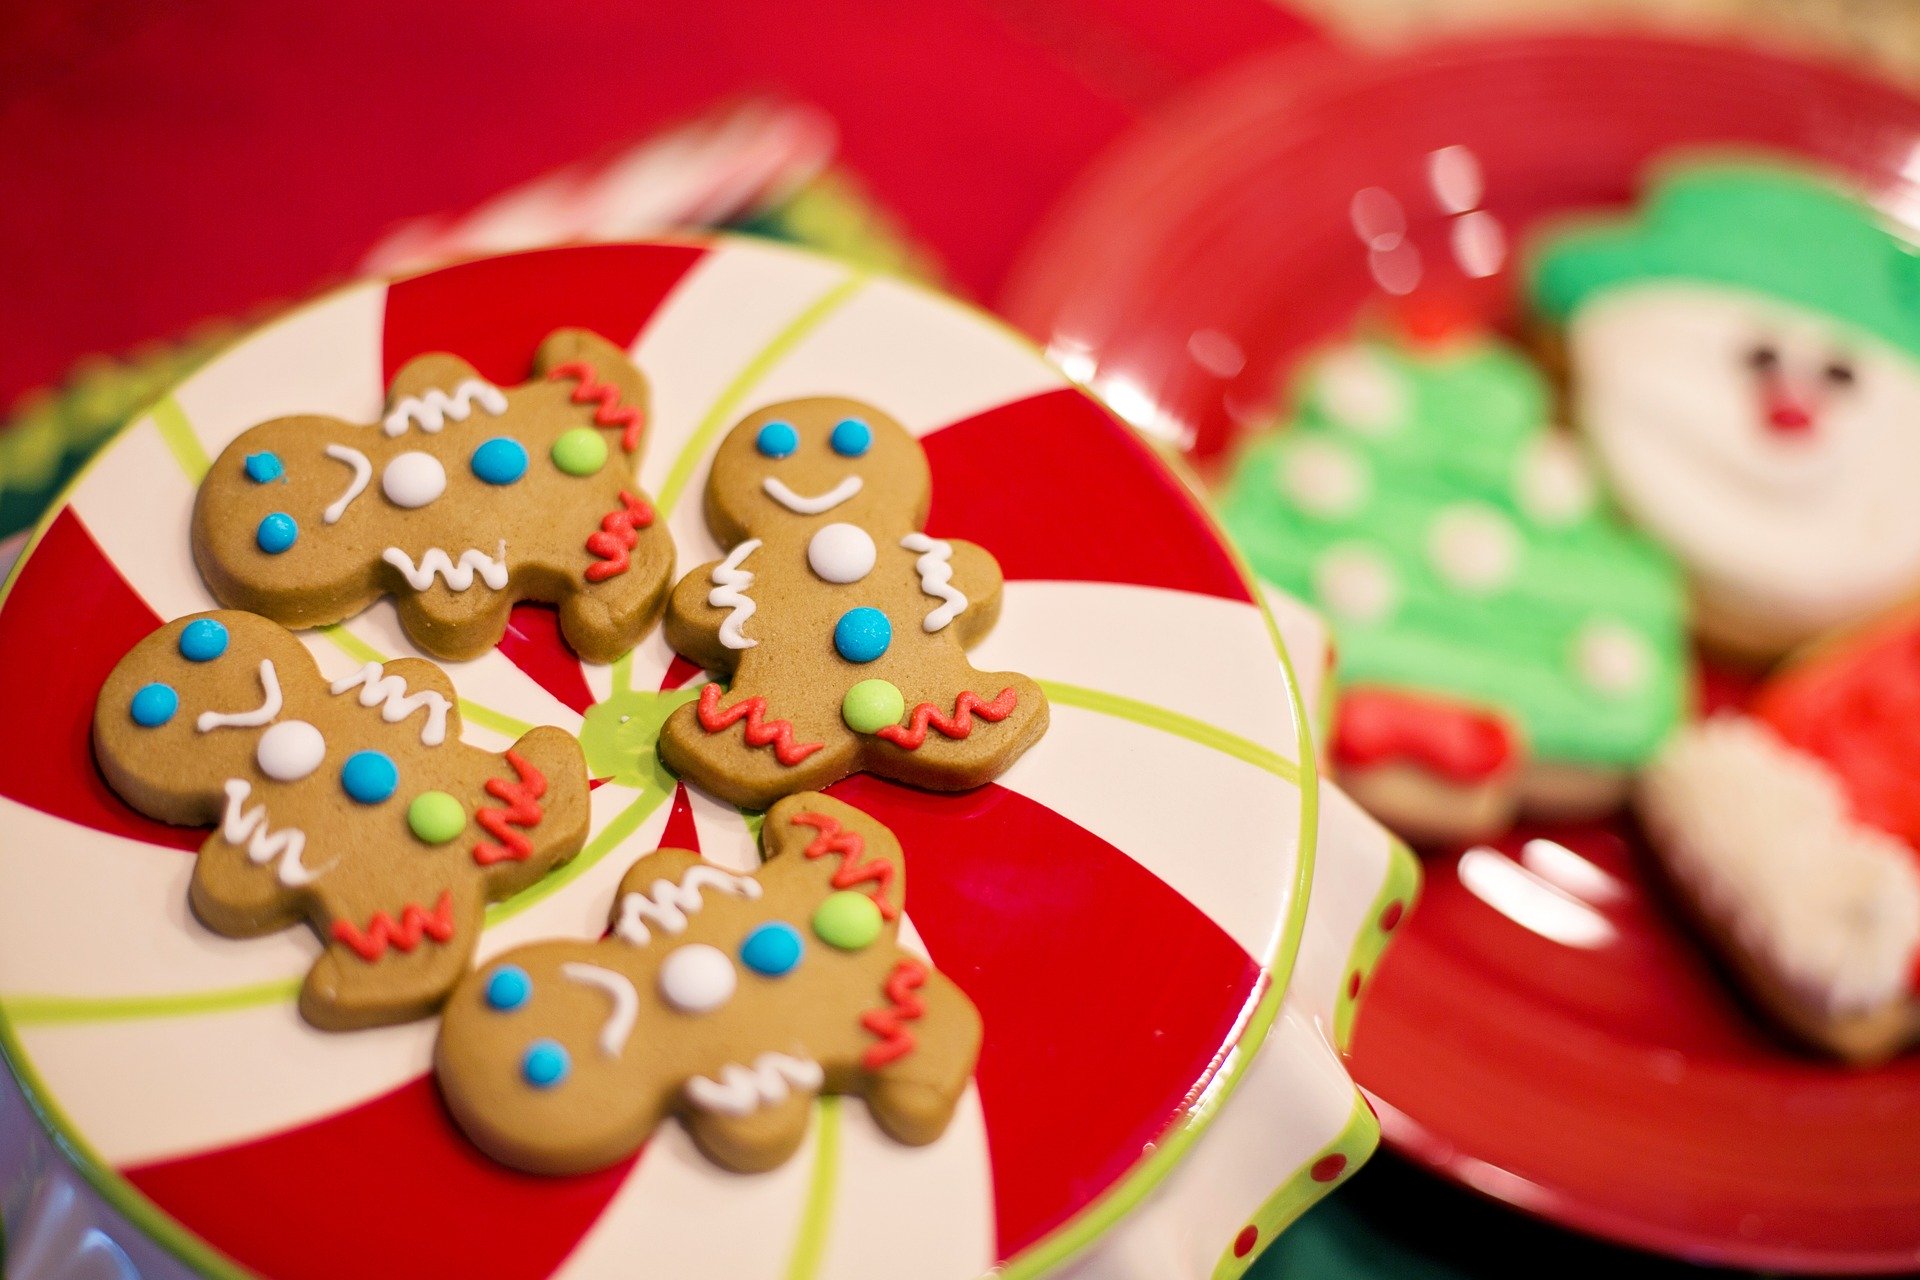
[1313,543,1398,624]
[381,450,447,509]
[658,943,736,1014]
[1428,504,1519,594]
[1280,439,1369,520]
[1313,347,1408,436]
[806,522,877,584]
[1575,619,1652,697]
[1516,434,1596,528]
[255,720,326,782]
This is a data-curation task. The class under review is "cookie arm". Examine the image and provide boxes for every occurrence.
[932,538,1004,647]
[664,558,744,675]
[862,961,981,1147]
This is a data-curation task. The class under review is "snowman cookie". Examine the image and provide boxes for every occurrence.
[658,398,1048,809]
[434,791,981,1175]
[191,328,674,663]
[93,611,590,1030]
[1531,159,1920,661]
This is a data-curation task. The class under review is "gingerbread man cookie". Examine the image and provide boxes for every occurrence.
[434,791,981,1175]
[93,611,590,1030]
[191,329,674,663]
[658,399,1047,809]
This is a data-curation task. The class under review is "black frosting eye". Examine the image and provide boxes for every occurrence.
[1823,359,1856,388]
[1745,343,1781,373]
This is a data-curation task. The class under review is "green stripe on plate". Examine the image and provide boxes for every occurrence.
[1038,680,1300,784]
[784,1096,843,1280]
[4,977,300,1027]
[150,396,211,482]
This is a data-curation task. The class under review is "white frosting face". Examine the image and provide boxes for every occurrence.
[1572,283,1920,639]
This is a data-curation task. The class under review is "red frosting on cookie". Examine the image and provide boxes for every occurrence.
[1332,687,1520,785]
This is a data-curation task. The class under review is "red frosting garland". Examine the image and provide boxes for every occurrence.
[790,811,900,920]
[696,683,824,766]
[876,687,1018,750]
[1332,687,1520,785]
[547,360,646,452]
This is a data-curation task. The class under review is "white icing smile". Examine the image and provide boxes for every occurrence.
[763,475,862,516]
[560,961,640,1058]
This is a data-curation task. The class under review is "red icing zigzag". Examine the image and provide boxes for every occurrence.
[472,750,547,867]
[583,489,655,583]
[790,811,899,920]
[696,683,824,766]
[548,360,645,451]
[876,687,1018,751]
[860,957,927,1069]
[332,890,457,962]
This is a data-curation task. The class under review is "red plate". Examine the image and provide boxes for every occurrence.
[1003,34,1920,1273]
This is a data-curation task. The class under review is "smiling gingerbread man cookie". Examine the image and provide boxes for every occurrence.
[93,611,590,1030]
[191,328,674,663]
[434,791,982,1175]
[658,398,1048,809]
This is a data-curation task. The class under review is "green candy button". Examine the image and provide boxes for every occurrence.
[812,890,883,950]
[842,678,906,734]
[551,427,608,477]
[408,790,466,844]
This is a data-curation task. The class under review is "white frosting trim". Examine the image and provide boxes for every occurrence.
[900,532,968,632]
[763,475,862,516]
[708,539,761,650]
[560,961,640,1058]
[328,662,451,746]
[382,542,509,592]
[321,444,372,524]
[219,778,329,887]
[382,379,507,437]
[613,865,762,947]
[197,660,282,732]
[684,1052,824,1116]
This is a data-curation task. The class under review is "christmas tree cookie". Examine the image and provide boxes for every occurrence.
[1220,329,1687,843]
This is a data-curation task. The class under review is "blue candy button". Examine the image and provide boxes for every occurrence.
[340,750,398,804]
[178,618,229,662]
[243,452,284,483]
[740,922,804,977]
[486,965,532,1012]
[830,417,873,457]
[833,607,892,664]
[130,683,178,727]
[471,437,529,485]
[756,420,798,458]
[256,512,298,554]
[523,1038,570,1088]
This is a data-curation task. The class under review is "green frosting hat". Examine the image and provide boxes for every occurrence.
[1530,160,1920,359]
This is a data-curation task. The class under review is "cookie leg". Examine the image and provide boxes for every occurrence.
[559,528,674,665]
[393,585,515,662]
[681,1076,821,1173]
[861,966,981,1147]
[300,881,485,1030]
[869,672,1048,792]
[658,694,859,811]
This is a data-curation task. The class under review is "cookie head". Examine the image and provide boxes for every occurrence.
[705,398,930,544]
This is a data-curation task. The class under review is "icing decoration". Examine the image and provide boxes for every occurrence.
[486,965,532,1012]
[613,865,763,947]
[790,810,900,919]
[340,750,399,805]
[900,533,969,632]
[380,450,448,509]
[1312,544,1397,624]
[1515,434,1595,528]
[807,522,877,584]
[708,539,761,649]
[1313,346,1407,435]
[382,541,510,592]
[130,682,178,727]
[560,961,640,1056]
[1280,438,1369,521]
[1574,619,1652,697]
[833,606,892,663]
[763,474,862,516]
[858,957,927,1069]
[875,687,1018,750]
[256,512,298,554]
[812,890,883,950]
[196,658,283,732]
[1333,687,1518,784]
[470,436,529,485]
[331,889,458,961]
[695,683,825,765]
[547,360,646,452]
[472,750,548,867]
[1428,503,1519,594]
[220,778,327,887]
[244,452,284,483]
[740,922,804,976]
[830,417,873,457]
[178,618,229,662]
[583,490,656,584]
[255,720,327,782]
[658,942,737,1013]
[842,678,905,734]
[755,421,798,458]
[522,1038,571,1087]
[321,444,372,523]
[408,790,466,844]
[550,427,608,477]
[383,379,507,437]
[328,661,452,746]
[685,1053,825,1116]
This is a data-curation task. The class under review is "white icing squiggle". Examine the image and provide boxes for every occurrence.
[900,532,968,632]
[382,541,509,592]
[220,778,329,887]
[560,961,640,1058]
[708,539,762,650]
[321,444,372,524]
[763,475,862,516]
[613,866,761,947]
[382,379,507,437]
[197,660,283,732]
[328,662,451,746]
[685,1052,825,1116]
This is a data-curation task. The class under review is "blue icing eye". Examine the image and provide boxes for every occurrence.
[243,452,284,483]
[830,417,873,457]
[130,683,178,727]
[833,607,892,664]
[178,618,229,662]
[340,750,398,804]
[486,965,532,1012]
[523,1038,570,1088]
[471,437,529,485]
[756,421,798,458]
[740,922,804,976]
[256,512,298,554]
